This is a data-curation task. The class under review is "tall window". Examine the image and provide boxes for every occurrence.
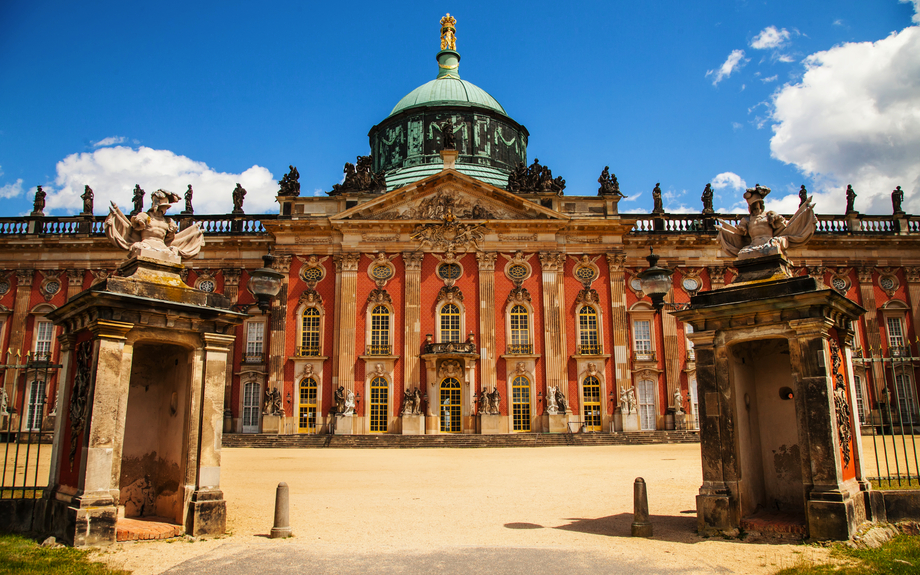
[512,375,531,432]
[369,305,391,355]
[440,304,461,343]
[688,377,699,430]
[895,373,917,420]
[684,323,695,361]
[440,378,461,433]
[887,317,905,350]
[298,378,317,433]
[245,322,264,363]
[370,376,388,433]
[854,375,868,424]
[583,376,601,431]
[26,380,46,430]
[633,320,652,360]
[34,320,54,359]
[509,305,531,354]
[637,379,656,430]
[578,306,600,354]
[242,382,261,433]
[300,308,321,356]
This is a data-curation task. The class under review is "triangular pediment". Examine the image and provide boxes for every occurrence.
[330,169,568,222]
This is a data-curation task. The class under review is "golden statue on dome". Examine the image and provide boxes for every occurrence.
[440,13,457,50]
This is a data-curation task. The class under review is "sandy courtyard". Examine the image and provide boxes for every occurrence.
[89,443,833,574]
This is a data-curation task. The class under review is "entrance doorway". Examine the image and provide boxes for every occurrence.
[582,376,601,431]
[119,343,190,524]
[440,378,461,433]
[242,381,261,434]
[511,375,531,432]
[298,377,317,433]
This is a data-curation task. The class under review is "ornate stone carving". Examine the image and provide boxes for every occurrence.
[66,269,84,287]
[278,165,301,197]
[403,252,424,272]
[538,252,565,272]
[808,266,827,287]
[619,385,636,414]
[717,184,816,260]
[334,253,361,273]
[367,287,392,305]
[298,288,323,309]
[606,253,626,273]
[707,266,727,290]
[271,254,293,274]
[575,287,600,305]
[402,386,422,415]
[69,340,93,471]
[905,267,920,284]
[411,215,486,253]
[546,385,559,415]
[362,234,399,242]
[38,270,62,301]
[106,189,204,262]
[507,158,566,195]
[328,155,386,195]
[222,268,242,287]
[505,286,532,309]
[32,185,46,216]
[829,339,852,468]
[476,252,497,272]
[856,267,874,284]
[436,285,464,304]
[263,386,283,416]
[90,269,110,285]
[479,386,501,415]
[597,166,622,196]
[439,359,463,380]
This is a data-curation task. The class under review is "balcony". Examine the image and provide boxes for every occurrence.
[296,345,321,357]
[366,343,392,356]
[424,341,477,355]
[243,351,265,364]
[506,343,533,355]
[576,343,603,356]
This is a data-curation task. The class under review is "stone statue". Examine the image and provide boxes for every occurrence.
[554,387,567,415]
[597,166,622,196]
[32,185,46,216]
[0,387,8,416]
[799,185,808,207]
[892,186,904,214]
[334,385,346,415]
[701,183,714,214]
[546,385,558,415]
[674,388,684,414]
[845,185,857,214]
[105,189,204,262]
[343,390,356,416]
[263,387,283,416]
[488,386,501,415]
[130,184,145,216]
[440,13,457,51]
[402,386,422,416]
[441,118,456,150]
[232,183,247,214]
[620,385,636,414]
[506,158,566,195]
[278,165,301,197]
[183,185,194,214]
[717,184,816,259]
[652,183,664,214]
[81,185,94,215]
[329,155,385,195]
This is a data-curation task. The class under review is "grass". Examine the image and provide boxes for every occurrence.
[871,478,920,490]
[0,533,130,575]
[0,488,43,499]
[775,534,920,574]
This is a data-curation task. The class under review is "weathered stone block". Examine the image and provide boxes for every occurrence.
[621,411,640,432]
[187,488,226,537]
[334,414,354,435]
[401,414,425,435]
[542,413,568,433]
[479,414,502,435]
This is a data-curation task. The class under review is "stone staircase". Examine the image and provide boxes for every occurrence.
[222,430,700,449]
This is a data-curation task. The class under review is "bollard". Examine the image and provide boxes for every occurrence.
[270,482,292,538]
[631,477,653,537]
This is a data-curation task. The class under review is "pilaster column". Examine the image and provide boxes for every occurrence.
[198,333,236,490]
[905,268,920,353]
[267,256,292,399]
[707,266,727,290]
[538,252,567,393]
[856,267,886,396]
[476,252,497,399]
[662,278,681,409]
[66,269,84,300]
[4,269,34,393]
[334,254,361,394]
[402,252,424,390]
[606,253,630,399]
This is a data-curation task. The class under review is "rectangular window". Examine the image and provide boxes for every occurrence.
[688,378,699,430]
[634,320,652,359]
[895,373,916,420]
[887,317,905,349]
[854,375,867,424]
[637,379,656,431]
[34,320,54,359]
[245,322,264,363]
[684,323,695,361]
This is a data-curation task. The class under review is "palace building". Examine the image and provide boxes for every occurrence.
[1,16,918,440]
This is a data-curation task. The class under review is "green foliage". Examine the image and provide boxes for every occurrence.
[0,533,130,575]
[776,534,920,574]
[871,479,920,490]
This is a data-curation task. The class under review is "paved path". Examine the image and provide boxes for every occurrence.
[95,445,828,574]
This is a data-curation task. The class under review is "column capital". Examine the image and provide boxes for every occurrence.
[606,252,626,273]
[15,269,34,287]
[202,332,236,351]
[476,252,497,271]
[402,252,424,272]
[334,253,361,272]
[222,268,242,287]
[538,251,565,271]
[905,267,920,284]
[856,267,874,284]
[66,269,84,287]
[271,254,293,274]
[88,319,134,341]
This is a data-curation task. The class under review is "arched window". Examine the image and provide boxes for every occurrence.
[440,304,461,343]
[578,306,600,355]
[440,377,461,433]
[512,375,531,432]
[300,308,321,356]
[369,305,391,355]
[298,377,318,433]
[583,376,601,431]
[508,304,531,354]
[369,376,388,433]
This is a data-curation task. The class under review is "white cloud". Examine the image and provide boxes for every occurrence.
[751,26,791,50]
[93,136,127,148]
[707,50,747,85]
[45,146,278,215]
[762,75,779,83]
[0,179,24,199]
[770,24,920,214]
[776,54,795,63]
[712,172,748,191]
[904,0,920,24]
[732,122,744,131]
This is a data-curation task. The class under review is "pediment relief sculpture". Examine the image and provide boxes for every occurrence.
[436,285,464,305]
[373,188,523,221]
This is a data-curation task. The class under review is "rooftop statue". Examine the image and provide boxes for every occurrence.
[845,184,857,214]
[507,158,566,195]
[651,183,664,214]
[701,183,714,214]
[329,155,386,195]
[81,185,94,215]
[106,189,204,261]
[717,184,816,259]
[597,166,622,196]
[32,185,46,216]
[232,182,247,214]
[278,165,301,197]
[440,13,457,51]
[130,184,145,216]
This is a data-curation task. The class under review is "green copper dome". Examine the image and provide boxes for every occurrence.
[387,50,508,118]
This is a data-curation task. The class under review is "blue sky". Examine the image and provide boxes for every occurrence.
[1,0,918,217]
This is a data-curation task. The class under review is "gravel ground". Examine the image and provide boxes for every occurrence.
[90,444,830,574]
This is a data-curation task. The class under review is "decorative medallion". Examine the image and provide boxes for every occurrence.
[508,264,529,281]
[628,275,644,297]
[198,279,216,293]
[878,273,898,298]
[298,255,329,286]
[42,279,61,300]
[505,286,532,309]
[575,287,600,305]
[0,279,9,296]
[365,252,399,287]
[570,254,601,288]
[831,274,850,294]
[436,285,464,304]
[680,269,703,297]
[438,263,461,281]
[501,251,534,286]
[367,287,392,305]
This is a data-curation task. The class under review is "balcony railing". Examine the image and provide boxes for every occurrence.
[425,341,477,354]
[576,343,603,355]
[243,351,265,364]
[296,345,321,357]
[628,212,915,235]
[366,343,392,356]
[0,213,277,237]
[506,343,534,355]
[633,350,657,362]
